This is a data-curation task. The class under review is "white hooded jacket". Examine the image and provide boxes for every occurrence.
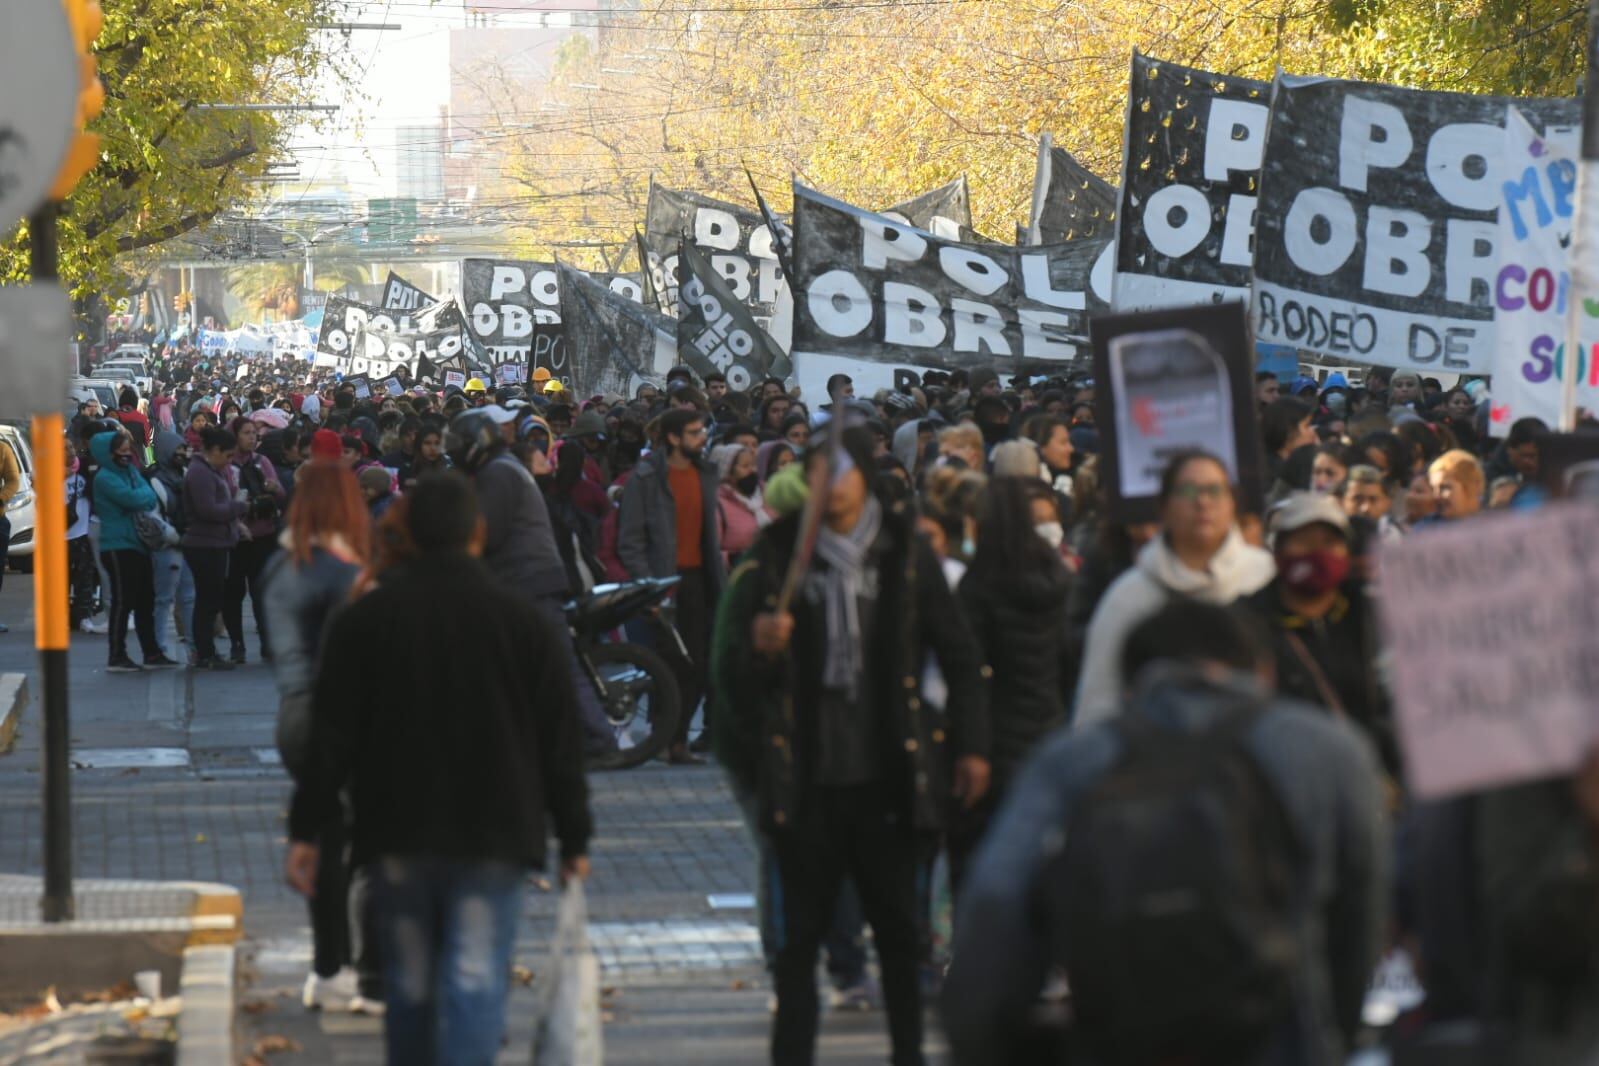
[1072,527,1275,729]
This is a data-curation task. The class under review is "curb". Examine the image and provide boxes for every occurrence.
[0,672,28,754]
[176,944,236,1066]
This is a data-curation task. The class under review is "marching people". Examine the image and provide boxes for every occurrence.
[616,408,723,763]
[1074,451,1275,728]
[285,472,593,1065]
[226,416,287,663]
[712,424,990,1066]
[90,429,179,672]
[182,427,248,672]
[944,600,1387,1066]
[263,461,379,1014]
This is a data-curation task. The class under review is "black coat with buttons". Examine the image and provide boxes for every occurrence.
[710,499,990,834]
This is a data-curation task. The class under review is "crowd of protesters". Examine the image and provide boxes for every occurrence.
[61,333,1599,1065]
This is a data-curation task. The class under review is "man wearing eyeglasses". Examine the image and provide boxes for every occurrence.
[1072,450,1275,727]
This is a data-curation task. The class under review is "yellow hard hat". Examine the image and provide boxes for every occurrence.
[543,379,566,395]
[464,377,487,393]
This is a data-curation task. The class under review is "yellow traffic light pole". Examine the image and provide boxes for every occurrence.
[36,0,103,923]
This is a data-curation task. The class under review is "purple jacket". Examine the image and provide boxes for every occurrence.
[181,455,245,549]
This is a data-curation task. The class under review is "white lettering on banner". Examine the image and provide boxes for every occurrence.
[938,247,1007,297]
[1426,124,1501,210]
[808,270,873,336]
[1143,184,1213,259]
[490,265,523,302]
[949,299,1010,355]
[1339,96,1414,192]
[1363,206,1432,297]
[1444,219,1497,305]
[695,207,741,251]
[1253,279,1485,370]
[1203,98,1269,181]
[1283,187,1359,274]
[1219,193,1257,266]
[860,217,927,269]
[1020,253,1087,310]
[882,282,946,347]
[1019,308,1078,360]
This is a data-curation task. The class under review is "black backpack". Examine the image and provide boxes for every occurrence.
[1050,700,1302,1066]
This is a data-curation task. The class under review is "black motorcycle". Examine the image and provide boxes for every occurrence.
[567,576,685,770]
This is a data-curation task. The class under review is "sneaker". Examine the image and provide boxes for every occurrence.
[78,618,108,635]
[106,657,144,674]
[143,654,181,669]
[827,976,881,1013]
[302,968,359,1011]
[349,995,386,1016]
[194,656,235,672]
[229,644,246,665]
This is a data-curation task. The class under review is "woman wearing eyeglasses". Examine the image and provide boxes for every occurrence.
[1071,450,1275,729]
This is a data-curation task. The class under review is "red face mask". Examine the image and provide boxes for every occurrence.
[1277,548,1350,598]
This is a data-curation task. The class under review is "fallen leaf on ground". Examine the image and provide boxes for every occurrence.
[253,1034,302,1055]
[511,966,534,987]
[240,998,274,1014]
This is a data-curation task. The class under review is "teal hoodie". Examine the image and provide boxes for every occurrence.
[90,431,158,554]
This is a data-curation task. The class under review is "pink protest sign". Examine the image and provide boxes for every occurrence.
[1377,502,1599,799]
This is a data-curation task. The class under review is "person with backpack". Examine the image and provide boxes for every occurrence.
[943,599,1387,1066]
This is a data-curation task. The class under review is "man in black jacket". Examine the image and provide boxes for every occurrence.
[286,472,592,1065]
[712,426,990,1066]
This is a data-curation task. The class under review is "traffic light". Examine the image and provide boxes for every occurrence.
[138,292,149,317]
[172,293,182,313]
[49,0,104,200]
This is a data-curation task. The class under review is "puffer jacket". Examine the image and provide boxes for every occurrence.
[89,431,159,554]
[181,454,245,550]
[958,560,1074,782]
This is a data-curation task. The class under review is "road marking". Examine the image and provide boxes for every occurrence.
[71,747,190,770]
[252,748,281,766]
[707,893,755,910]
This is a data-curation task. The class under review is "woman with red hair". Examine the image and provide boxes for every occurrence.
[261,461,376,1013]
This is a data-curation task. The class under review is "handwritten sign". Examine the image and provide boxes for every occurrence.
[1377,502,1599,798]
[1491,106,1597,428]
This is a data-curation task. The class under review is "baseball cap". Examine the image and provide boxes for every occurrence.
[1270,492,1350,540]
[479,404,519,426]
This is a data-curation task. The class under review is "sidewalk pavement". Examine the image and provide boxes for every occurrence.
[0,573,949,1063]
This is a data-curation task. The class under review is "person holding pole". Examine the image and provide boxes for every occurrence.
[711,422,990,1066]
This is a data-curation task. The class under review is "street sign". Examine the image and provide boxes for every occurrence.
[0,284,72,418]
[0,1,79,233]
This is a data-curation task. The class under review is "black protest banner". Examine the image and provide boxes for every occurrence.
[557,264,677,400]
[1252,77,1578,374]
[882,176,974,240]
[380,271,436,311]
[345,322,466,379]
[1033,143,1118,243]
[1091,301,1264,523]
[315,295,462,367]
[748,169,795,285]
[461,257,646,374]
[460,257,565,371]
[789,181,1112,396]
[1114,54,1269,311]
[644,182,788,337]
[677,240,790,391]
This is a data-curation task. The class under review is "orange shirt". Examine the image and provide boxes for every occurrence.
[668,463,704,570]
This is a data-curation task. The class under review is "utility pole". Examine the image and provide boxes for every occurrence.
[30,202,72,923]
[1561,0,1599,431]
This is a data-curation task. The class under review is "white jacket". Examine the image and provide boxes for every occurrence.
[1072,528,1275,729]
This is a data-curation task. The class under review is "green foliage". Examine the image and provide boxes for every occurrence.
[2,0,353,298]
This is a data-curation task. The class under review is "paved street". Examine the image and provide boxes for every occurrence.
[0,572,943,1063]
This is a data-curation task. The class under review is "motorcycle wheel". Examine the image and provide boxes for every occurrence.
[585,642,682,771]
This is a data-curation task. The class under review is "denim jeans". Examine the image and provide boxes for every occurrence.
[371,855,524,1066]
[151,548,195,661]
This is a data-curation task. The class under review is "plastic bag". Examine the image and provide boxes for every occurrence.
[532,881,603,1066]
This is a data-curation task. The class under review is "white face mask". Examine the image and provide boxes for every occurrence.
[1035,521,1065,549]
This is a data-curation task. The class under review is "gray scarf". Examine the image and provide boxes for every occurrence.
[813,493,882,698]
